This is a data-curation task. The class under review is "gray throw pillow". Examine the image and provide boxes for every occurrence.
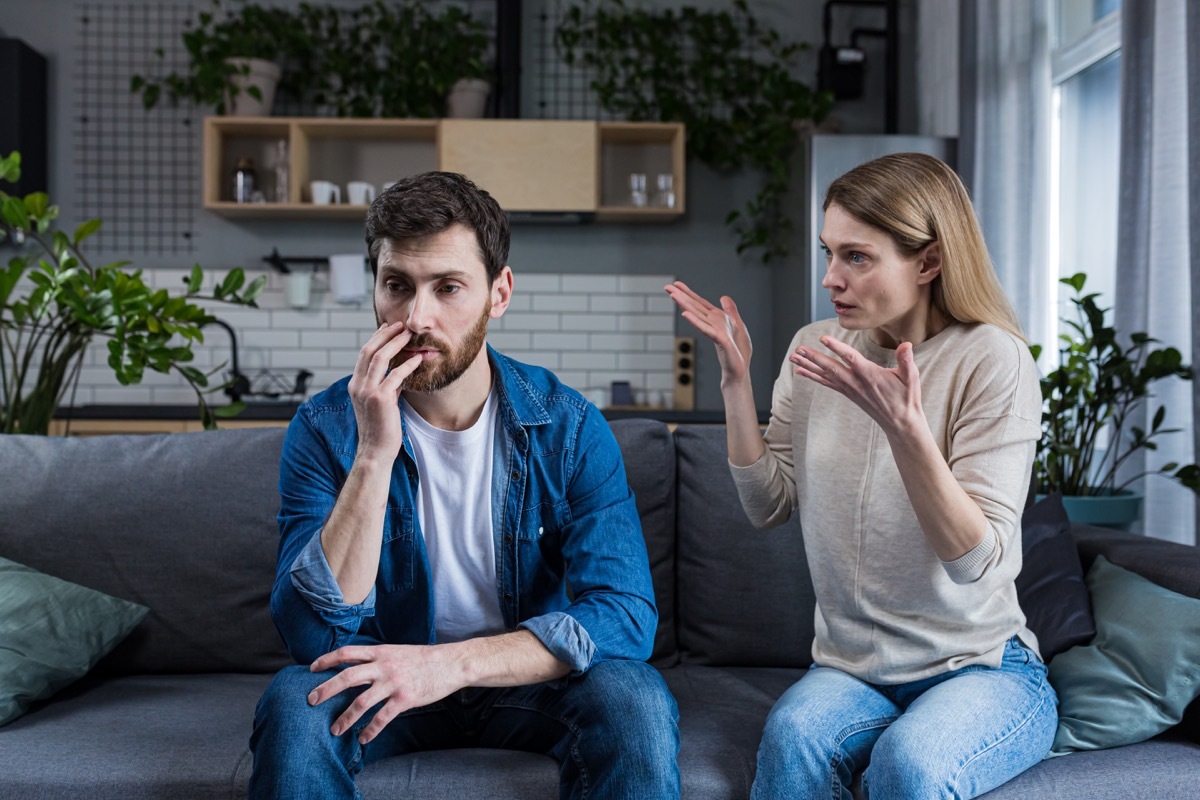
[1016,493,1095,659]
[0,556,148,726]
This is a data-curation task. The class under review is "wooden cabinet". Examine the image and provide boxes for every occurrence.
[203,117,684,221]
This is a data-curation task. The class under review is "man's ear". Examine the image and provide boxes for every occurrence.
[916,242,942,285]
[490,266,514,318]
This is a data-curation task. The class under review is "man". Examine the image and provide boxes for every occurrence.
[249,171,680,799]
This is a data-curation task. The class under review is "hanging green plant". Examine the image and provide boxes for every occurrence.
[556,0,833,263]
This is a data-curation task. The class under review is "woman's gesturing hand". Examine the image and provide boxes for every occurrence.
[791,336,925,435]
[665,281,752,385]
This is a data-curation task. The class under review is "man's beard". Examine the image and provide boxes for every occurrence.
[381,303,491,393]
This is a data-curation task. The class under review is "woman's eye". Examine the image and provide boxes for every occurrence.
[820,245,832,258]
[849,252,867,265]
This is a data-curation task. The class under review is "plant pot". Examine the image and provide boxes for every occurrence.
[1039,491,1145,531]
[223,58,281,116]
[445,78,490,119]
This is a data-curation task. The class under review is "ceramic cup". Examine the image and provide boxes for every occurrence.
[347,181,376,205]
[310,180,341,205]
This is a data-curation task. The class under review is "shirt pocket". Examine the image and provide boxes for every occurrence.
[378,503,415,592]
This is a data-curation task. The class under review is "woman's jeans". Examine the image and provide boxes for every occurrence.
[248,659,680,800]
[751,637,1058,800]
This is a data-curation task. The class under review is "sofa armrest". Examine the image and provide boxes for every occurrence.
[1070,524,1200,600]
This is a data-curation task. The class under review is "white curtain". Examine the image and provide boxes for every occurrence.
[957,0,1054,354]
[1114,0,1196,545]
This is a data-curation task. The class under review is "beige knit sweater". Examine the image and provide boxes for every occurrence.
[731,319,1042,684]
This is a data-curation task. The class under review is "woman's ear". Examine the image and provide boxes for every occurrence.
[916,242,942,285]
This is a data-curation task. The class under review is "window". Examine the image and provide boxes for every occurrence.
[1050,0,1121,350]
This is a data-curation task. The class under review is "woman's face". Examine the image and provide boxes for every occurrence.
[819,203,940,347]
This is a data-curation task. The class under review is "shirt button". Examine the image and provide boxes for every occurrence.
[504,592,513,600]
[504,534,513,543]
[511,470,520,481]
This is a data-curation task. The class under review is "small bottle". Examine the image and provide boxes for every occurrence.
[272,140,289,203]
[232,157,257,204]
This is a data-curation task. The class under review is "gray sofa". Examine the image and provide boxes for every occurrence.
[1,420,1198,798]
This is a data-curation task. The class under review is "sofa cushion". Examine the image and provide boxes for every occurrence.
[0,673,272,800]
[609,419,678,665]
[977,737,1200,798]
[673,426,815,667]
[1048,555,1200,756]
[0,430,291,674]
[1015,493,1095,659]
[0,556,148,726]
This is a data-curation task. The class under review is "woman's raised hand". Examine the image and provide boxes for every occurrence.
[665,281,752,385]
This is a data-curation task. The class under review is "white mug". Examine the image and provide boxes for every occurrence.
[310,180,341,205]
[347,181,376,205]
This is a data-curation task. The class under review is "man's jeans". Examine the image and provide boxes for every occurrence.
[751,637,1058,800]
[249,659,680,800]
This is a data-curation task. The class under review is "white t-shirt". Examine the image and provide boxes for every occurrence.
[401,390,505,643]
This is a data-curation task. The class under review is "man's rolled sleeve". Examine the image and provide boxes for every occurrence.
[519,611,598,676]
[289,532,377,626]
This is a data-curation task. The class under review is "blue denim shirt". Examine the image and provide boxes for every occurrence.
[271,346,657,675]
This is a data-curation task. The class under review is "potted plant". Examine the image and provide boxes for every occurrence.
[293,1,490,119]
[131,0,297,115]
[1032,272,1199,528]
[0,151,266,434]
[556,0,834,264]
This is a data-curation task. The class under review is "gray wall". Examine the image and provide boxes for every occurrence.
[0,0,916,411]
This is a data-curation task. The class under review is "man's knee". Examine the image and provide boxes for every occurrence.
[255,665,349,745]
[572,661,679,759]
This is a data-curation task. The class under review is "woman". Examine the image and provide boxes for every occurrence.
[666,153,1057,799]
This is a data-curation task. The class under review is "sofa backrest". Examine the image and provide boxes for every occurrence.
[671,425,816,667]
[0,420,818,675]
[0,429,292,675]
[607,419,678,665]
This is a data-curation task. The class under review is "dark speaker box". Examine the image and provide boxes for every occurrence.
[673,336,696,411]
[0,39,49,197]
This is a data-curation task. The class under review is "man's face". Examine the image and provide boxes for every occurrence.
[372,225,502,394]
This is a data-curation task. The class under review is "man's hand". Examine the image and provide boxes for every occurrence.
[308,644,467,745]
[306,632,570,745]
[347,321,422,462]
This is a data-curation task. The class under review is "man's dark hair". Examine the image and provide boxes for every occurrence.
[364,171,510,283]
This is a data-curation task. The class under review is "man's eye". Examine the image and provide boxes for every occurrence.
[439,285,460,294]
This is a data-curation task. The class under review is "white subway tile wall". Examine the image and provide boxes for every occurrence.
[59,269,678,408]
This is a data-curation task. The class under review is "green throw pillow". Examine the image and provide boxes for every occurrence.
[0,556,148,726]
[1047,555,1200,756]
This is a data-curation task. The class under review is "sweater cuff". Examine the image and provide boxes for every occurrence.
[941,529,998,585]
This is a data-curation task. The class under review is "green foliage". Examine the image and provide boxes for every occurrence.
[131,0,490,118]
[131,0,297,112]
[0,151,267,435]
[1033,273,1199,496]
[556,0,834,264]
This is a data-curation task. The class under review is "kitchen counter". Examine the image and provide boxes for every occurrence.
[56,404,767,425]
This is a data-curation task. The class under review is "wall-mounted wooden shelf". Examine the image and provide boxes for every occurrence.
[203,117,685,222]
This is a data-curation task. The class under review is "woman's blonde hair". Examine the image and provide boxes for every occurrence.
[823,152,1024,340]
